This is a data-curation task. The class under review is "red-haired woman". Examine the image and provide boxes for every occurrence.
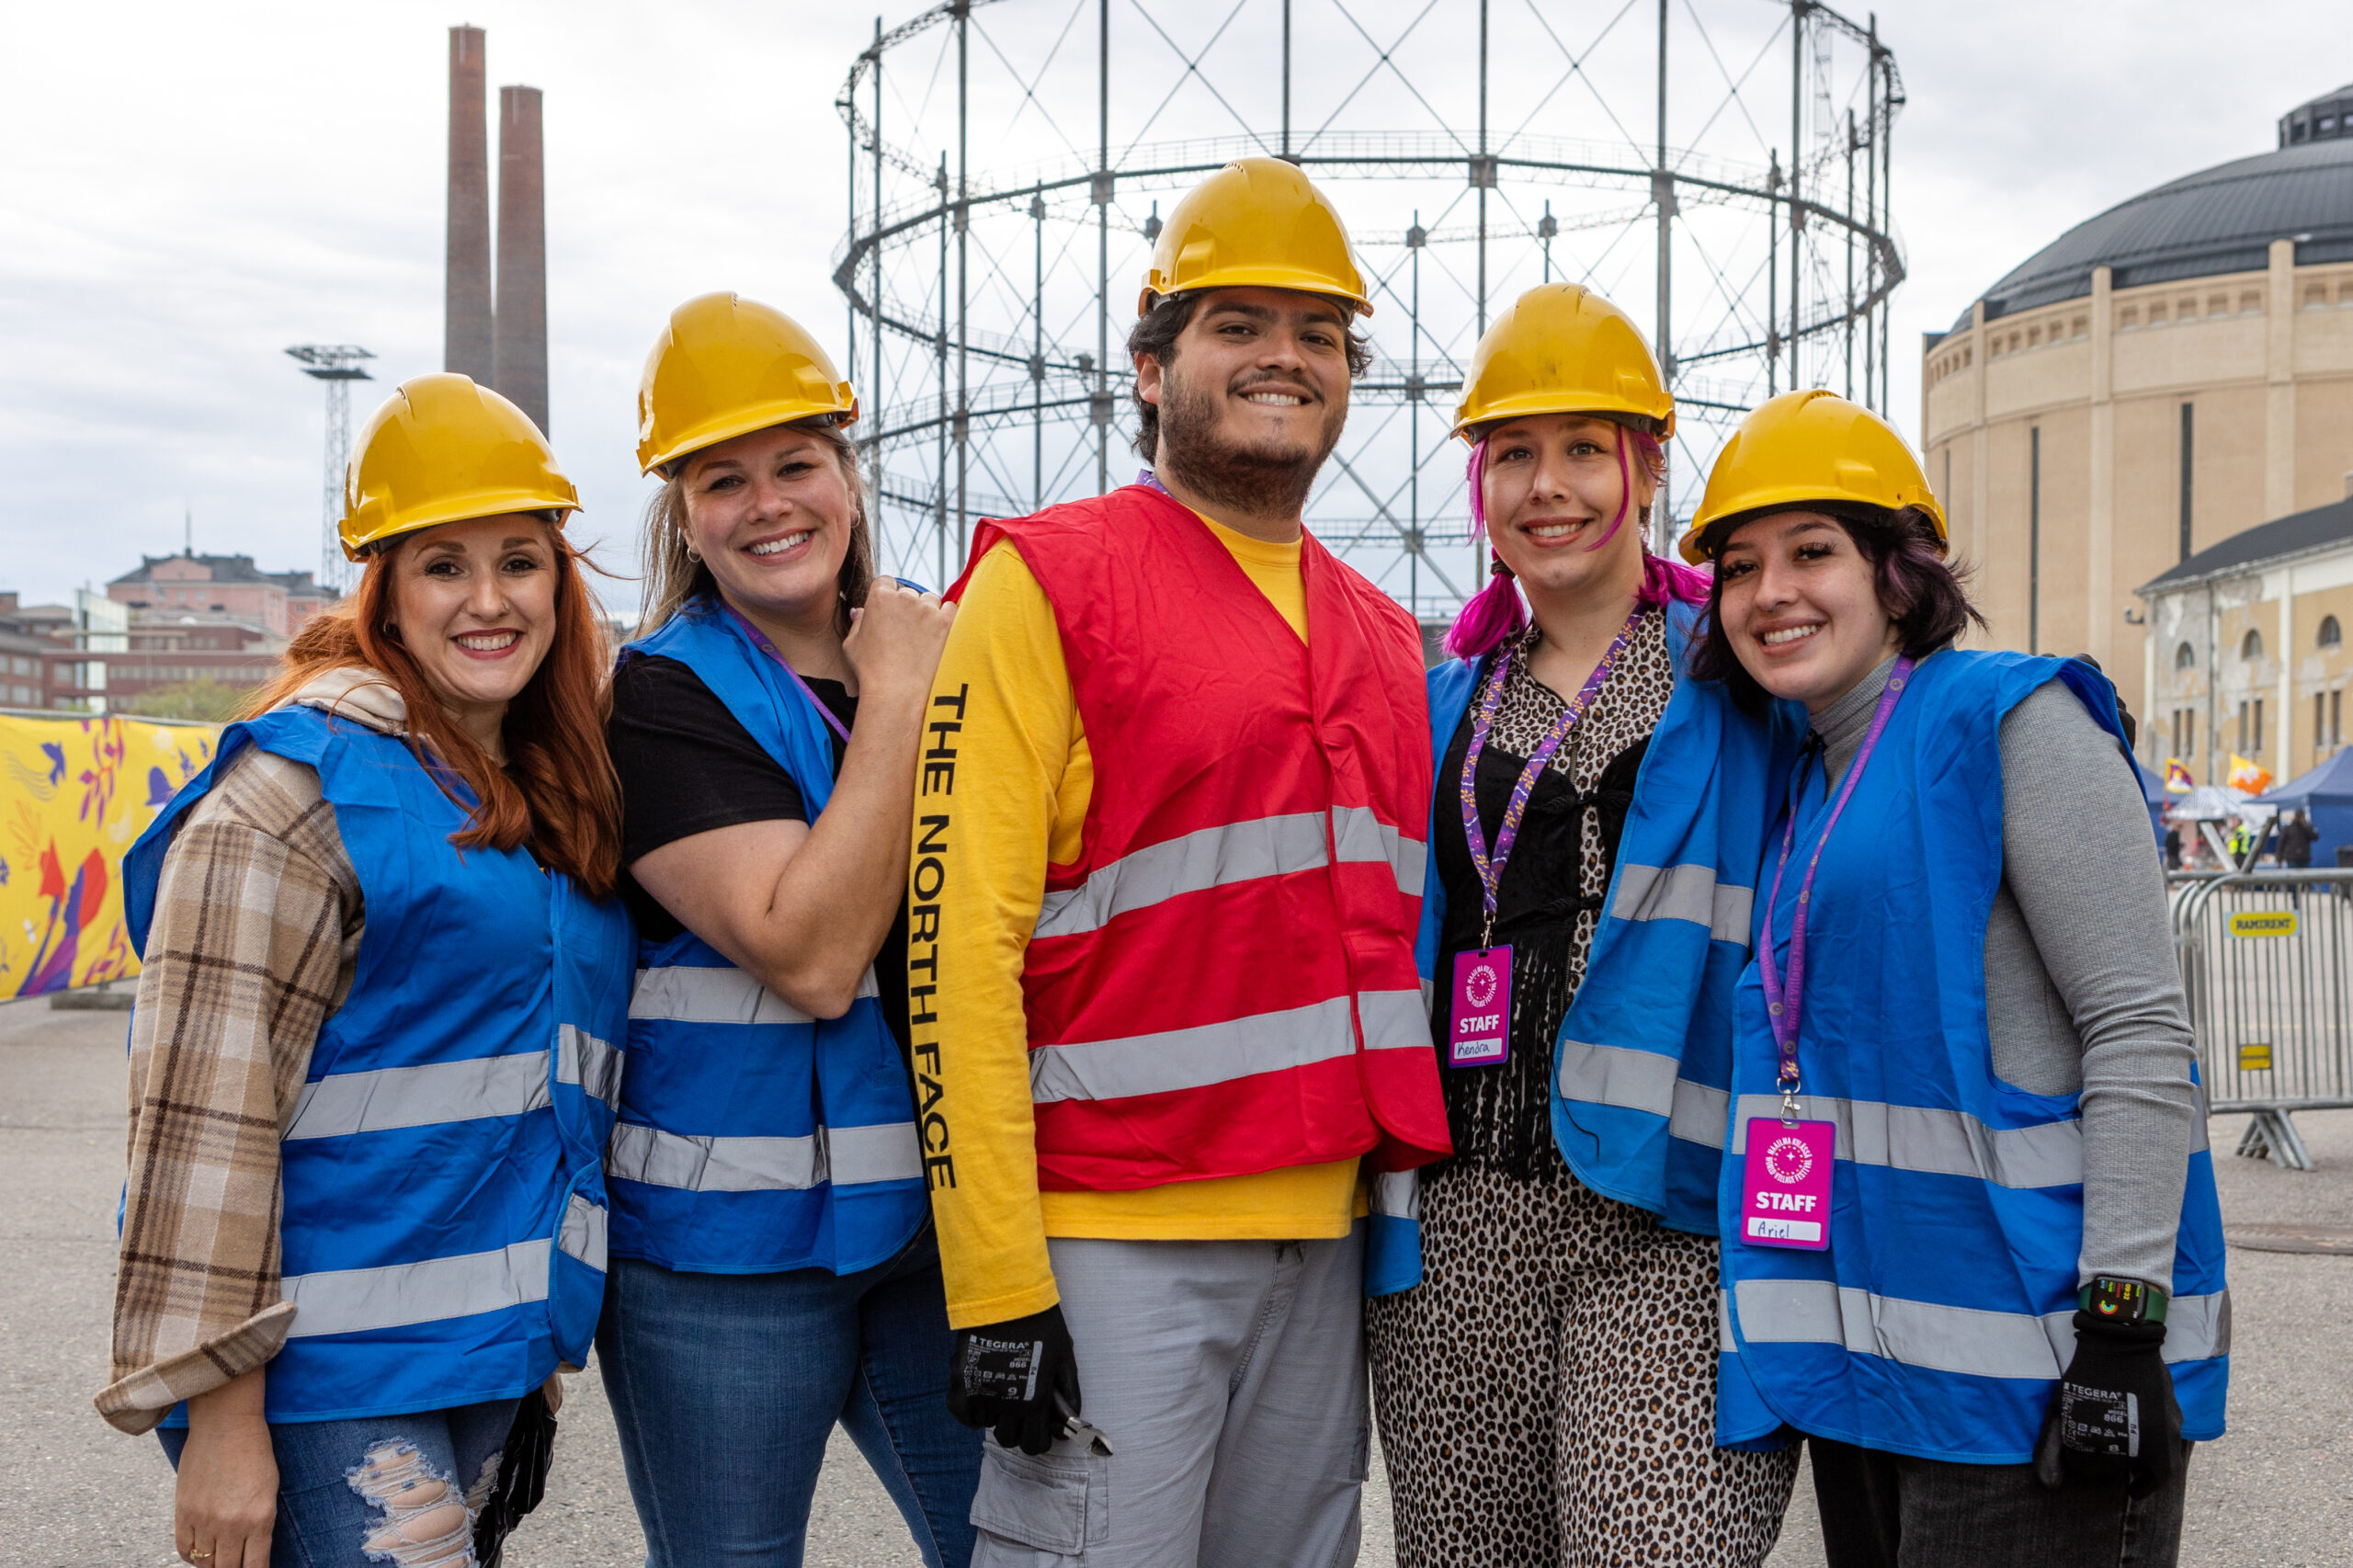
[101,374,633,1568]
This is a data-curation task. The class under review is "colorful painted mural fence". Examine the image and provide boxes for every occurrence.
[2,712,219,998]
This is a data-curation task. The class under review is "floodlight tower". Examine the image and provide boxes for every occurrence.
[286,345,376,594]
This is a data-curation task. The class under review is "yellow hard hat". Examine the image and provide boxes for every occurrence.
[341,374,579,561]
[1453,283,1675,440]
[1681,389,1946,564]
[636,292,858,475]
[1139,157,1371,317]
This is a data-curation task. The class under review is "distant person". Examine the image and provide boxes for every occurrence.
[598,294,973,1566]
[1686,392,2230,1568]
[2164,822,2183,870]
[104,376,632,1568]
[2279,808,2318,869]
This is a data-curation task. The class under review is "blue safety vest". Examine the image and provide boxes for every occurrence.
[1368,601,1805,1293]
[608,598,926,1276]
[124,701,632,1424]
[1714,651,2231,1460]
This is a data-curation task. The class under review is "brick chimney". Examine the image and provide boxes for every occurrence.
[494,85,549,433]
[444,27,494,384]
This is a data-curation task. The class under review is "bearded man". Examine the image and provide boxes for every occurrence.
[906,157,1450,1567]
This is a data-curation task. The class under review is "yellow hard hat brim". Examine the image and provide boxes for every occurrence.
[1451,392,1674,443]
[1677,488,1950,564]
[345,488,579,561]
[1135,269,1372,319]
[639,394,859,477]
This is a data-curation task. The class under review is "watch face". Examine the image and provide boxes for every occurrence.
[2090,1278,2147,1323]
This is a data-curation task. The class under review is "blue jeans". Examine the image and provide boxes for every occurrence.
[160,1399,520,1567]
[598,1224,980,1567]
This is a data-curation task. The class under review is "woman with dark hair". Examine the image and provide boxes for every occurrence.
[1688,391,2230,1568]
[598,293,975,1565]
[105,374,632,1568]
[1365,283,1802,1567]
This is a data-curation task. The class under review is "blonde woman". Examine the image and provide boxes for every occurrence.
[597,294,973,1566]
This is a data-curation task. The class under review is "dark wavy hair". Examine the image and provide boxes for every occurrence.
[1126,290,1374,461]
[1688,505,1987,709]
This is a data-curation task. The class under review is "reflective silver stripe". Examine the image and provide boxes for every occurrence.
[283,1240,551,1339]
[629,964,877,1026]
[557,1194,608,1272]
[1668,1080,1733,1148]
[2165,1289,2231,1361]
[608,1122,816,1190]
[286,1054,549,1142]
[558,1026,623,1109]
[1031,996,1358,1104]
[826,1122,926,1187]
[1728,1281,2232,1378]
[1357,988,1432,1051]
[1371,1169,1421,1221]
[1610,863,1754,946]
[1557,1037,1682,1119]
[1035,813,1328,939]
[1729,1094,2083,1189]
[605,1119,920,1192]
[1559,1038,1730,1144]
[1331,805,1426,898]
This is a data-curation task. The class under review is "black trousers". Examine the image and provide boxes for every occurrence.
[1809,1436,2191,1568]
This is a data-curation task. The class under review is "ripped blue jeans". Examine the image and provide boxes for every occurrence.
[160,1398,520,1567]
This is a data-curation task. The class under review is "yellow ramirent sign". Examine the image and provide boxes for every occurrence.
[2227,910,2298,938]
[1,712,219,998]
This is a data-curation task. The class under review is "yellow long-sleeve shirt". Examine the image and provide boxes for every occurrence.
[909,517,1362,1328]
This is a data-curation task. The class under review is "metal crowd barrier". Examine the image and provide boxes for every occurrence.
[2172,869,2353,1171]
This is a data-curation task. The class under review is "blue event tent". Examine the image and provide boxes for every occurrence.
[2256,749,2353,865]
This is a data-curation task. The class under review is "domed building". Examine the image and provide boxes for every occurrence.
[1921,85,2353,778]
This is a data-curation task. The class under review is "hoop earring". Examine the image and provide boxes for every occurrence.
[684,542,702,564]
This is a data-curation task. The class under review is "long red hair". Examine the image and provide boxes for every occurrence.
[244,521,623,899]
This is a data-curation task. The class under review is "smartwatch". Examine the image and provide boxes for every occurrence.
[2079,1275,2168,1324]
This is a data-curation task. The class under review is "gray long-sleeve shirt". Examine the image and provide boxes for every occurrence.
[1812,655,2197,1291]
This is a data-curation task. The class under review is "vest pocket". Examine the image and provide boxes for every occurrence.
[970,1443,1109,1552]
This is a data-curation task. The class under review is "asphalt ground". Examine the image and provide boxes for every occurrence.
[4,989,2344,1566]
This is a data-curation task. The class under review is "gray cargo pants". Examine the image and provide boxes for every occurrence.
[969,1224,1370,1568]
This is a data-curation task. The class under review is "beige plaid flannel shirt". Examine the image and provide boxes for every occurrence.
[96,671,404,1434]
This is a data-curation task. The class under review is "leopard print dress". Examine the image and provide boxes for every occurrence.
[1366,611,1799,1568]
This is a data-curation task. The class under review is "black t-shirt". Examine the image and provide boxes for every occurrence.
[607,653,913,1055]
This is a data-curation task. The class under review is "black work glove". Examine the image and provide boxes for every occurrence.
[2034,1312,2179,1498]
[947,1304,1082,1457]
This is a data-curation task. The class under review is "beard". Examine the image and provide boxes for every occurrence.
[1154,367,1347,520]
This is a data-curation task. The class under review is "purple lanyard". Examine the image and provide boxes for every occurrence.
[1757,655,1915,1111]
[720,602,852,746]
[1460,611,1643,947]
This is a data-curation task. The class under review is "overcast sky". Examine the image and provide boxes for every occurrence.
[5,0,2343,616]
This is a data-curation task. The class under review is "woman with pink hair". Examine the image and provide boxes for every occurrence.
[1365,283,1802,1566]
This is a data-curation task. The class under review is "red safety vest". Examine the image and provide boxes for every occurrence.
[954,483,1452,1190]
